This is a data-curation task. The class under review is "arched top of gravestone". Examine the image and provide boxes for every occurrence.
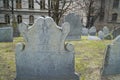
[98,30,104,35]
[89,26,96,32]
[18,17,74,52]
[90,26,96,30]
[88,26,96,36]
[82,27,88,35]
[65,13,82,26]
[103,26,109,35]
[64,13,82,35]
[98,30,104,39]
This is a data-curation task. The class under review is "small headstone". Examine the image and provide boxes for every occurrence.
[98,30,104,39]
[101,35,120,78]
[104,33,113,40]
[15,17,79,80]
[103,26,109,35]
[82,27,88,36]
[0,27,13,42]
[88,26,96,36]
[88,36,101,40]
[65,13,82,40]
[112,28,120,39]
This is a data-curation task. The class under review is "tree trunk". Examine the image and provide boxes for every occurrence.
[86,1,92,28]
[52,0,60,24]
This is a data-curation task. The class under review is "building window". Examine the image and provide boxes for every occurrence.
[17,15,22,24]
[113,0,119,8]
[40,0,45,9]
[16,0,22,9]
[5,14,10,24]
[3,0,9,9]
[112,13,118,21]
[29,15,34,24]
[29,0,34,9]
[99,12,104,21]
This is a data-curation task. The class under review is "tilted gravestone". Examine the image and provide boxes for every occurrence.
[98,30,104,40]
[101,35,120,78]
[112,28,120,39]
[64,13,82,40]
[15,17,79,80]
[88,26,96,36]
[82,27,88,36]
[103,26,109,35]
[0,27,13,42]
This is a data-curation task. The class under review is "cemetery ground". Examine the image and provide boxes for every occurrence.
[0,36,111,80]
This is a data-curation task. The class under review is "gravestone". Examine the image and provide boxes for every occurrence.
[0,27,13,42]
[64,13,82,40]
[88,36,101,40]
[98,31,104,40]
[82,27,88,36]
[88,26,96,36]
[15,17,79,80]
[103,26,109,35]
[112,28,120,39]
[104,33,113,40]
[101,35,120,79]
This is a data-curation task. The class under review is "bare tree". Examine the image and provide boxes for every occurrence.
[36,0,73,24]
[75,0,101,28]
[8,0,19,36]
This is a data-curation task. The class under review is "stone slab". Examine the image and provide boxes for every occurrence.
[64,13,82,40]
[0,27,13,42]
[88,26,96,36]
[98,30,104,39]
[103,26,109,35]
[15,17,79,80]
[101,35,120,76]
[82,27,88,36]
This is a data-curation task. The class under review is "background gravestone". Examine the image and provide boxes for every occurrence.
[103,26,109,35]
[82,27,88,36]
[88,26,96,36]
[98,30,104,40]
[64,13,82,40]
[112,28,120,39]
[15,17,79,80]
[101,35,120,79]
[88,36,101,40]
[0,27,13,42]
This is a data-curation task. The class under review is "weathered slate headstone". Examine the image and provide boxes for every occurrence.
[112,28,120,39]
[103,26,109,35]
[88,36,101,40]
[0,27,13,42]
[15,17,79,80]
[82,27,88,36]
[88,26,96,36]
[101,35,120,77]
[65,13,82,40]
[98,30,104,40]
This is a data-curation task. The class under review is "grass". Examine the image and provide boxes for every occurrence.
[0,36,112,80]
[68,36,112,80]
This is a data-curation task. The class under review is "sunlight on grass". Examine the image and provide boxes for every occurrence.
[0,36,112,80]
